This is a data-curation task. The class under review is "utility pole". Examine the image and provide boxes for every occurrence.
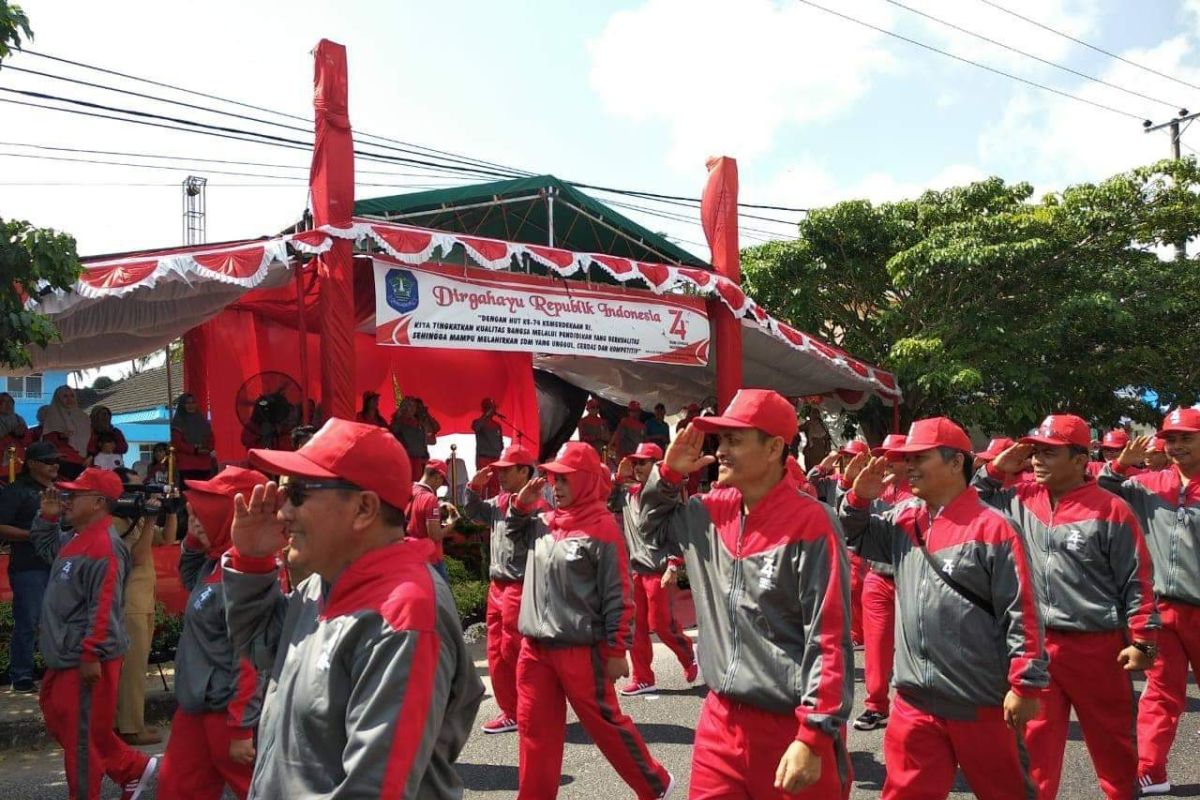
[1144,109,1195,261]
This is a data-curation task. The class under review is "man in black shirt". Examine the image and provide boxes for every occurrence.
[0,442,61,693]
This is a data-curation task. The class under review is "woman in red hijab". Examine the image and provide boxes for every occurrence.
[508,442,673,799]
[157,466,269,800]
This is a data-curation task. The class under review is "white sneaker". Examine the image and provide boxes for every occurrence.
[120,756,158,800]
[657,771,676,799]
[1138,773,1171,795]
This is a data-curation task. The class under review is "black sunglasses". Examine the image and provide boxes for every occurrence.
[280,478,361,507]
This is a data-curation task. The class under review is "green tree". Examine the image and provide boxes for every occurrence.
[1,4,83,370]
[742,161,1200,441]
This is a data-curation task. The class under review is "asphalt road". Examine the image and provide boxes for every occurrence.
[2,633,1198,798]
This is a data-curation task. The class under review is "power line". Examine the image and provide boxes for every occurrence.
[796,0,1149,122]
[0,140,487,180]
[9,50,809,213]
[0,151,460,190]
[886,0,1181,111]
[976,0,1200,94]
[17,47,530,178]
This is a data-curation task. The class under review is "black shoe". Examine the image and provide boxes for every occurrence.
[10,680,37,694]
[853,710,888,731]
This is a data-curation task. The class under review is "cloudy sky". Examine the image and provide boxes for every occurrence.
[3,0,1199,261]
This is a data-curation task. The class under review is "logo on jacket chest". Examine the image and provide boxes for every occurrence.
[193,585,215,611]
[561,539,585,561]
[1064,530,1085,552]
[57,561,73,581]
[757,556,778,591]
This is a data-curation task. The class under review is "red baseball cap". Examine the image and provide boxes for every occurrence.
[839,440,870,458]
[976,437,1016,461]
[1161,407,1200,434]
[56,468,124,501]
[871,434,907,457]
[889,417,973,456]
[248,418,413,511]
[1100,429,1130,450]
[492,444,537,468]
[185,465,269,497]
[425,459,449,480]
[630,443,664,462]
[1020,415,1091,450]
[692,389,798,442]
[1147,436,1167,453]
[541,441,607,477]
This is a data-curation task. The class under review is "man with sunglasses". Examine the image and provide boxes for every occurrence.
[31,467,157,800]
[223,419,483,799]
[0,442,60,694]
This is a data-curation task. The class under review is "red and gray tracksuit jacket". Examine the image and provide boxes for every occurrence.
[841,487,1050,719]
[641,468,853,747]
[506,502,633,657]
[857,482,915,579]
[1099,463,1200,606]
[223,538,484,800]
[610,483,683,575]
[31,515,130,669]
[974,466,1160,638]
[806,467,849,508]
[174,542,266,734]
[462,487,538,583]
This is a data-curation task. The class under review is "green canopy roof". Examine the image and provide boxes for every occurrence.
[354,174,708,268]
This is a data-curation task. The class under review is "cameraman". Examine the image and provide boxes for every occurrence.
[112,469,179,746]
[0,442,60,693]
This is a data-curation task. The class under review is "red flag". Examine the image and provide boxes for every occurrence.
[700,156,743,411]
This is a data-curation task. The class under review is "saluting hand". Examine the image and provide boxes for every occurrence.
[1118,436,1152,469]
[992,443,1033,475]
[775,741,821,792]
[231,482,286,559]
[469,467,493,492]
[39,487,63,520]
[663,425,715,477]
[616,457,635,482]
[851,457,890,502]
[841,452,869,486]
[817,452,841,473]
[515,477,547,509]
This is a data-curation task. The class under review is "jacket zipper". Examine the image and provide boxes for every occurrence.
[718,516,746,694]
[1169,483,1187,597]
[1044,506,1056,615]
[915,510,931,686]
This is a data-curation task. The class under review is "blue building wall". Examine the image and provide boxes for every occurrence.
[0,371,69,425]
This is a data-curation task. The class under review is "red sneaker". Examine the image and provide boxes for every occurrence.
[481,714,518,734]
[618,680,658,696]
[120,756,158,800]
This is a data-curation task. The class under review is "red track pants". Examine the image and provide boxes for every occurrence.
[516,639,670,799]
[690,691,849,799]
[1026,629,1136,800]
[157,708,253,800]
[862,571,896,715]
[486,579,523,719]
[881,695,1035,800]
[849,554,865,644]
[39,659,150,800]
[1137,598,1200,781]
[630,572,696,686]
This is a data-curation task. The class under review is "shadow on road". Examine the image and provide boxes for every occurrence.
[456,763,576,791]
[564,722,695,746]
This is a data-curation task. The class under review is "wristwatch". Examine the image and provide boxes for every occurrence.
[1132,641,1158,660]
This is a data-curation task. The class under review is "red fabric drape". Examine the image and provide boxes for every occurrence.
[183,324,210,414]
[701,156,743,411]
[310,39,356,421]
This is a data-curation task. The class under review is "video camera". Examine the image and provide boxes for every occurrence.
[111,483,182,522]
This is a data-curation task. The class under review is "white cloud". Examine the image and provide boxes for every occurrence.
[978,35,1199,188]
[752,157,986,211]
[587,0,897,172]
